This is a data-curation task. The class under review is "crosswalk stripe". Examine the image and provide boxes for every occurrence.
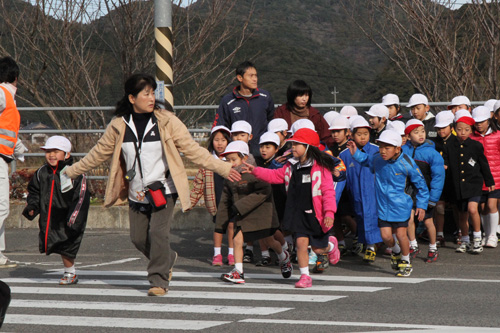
[5,314,229,330]
[43,270,428,284]
[2,278,389,292]
[10,287,344,302]
[10,299,292,315]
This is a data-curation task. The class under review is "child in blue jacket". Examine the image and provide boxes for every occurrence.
[402,120,445,262]
[348,130,429,277]
[339,117,382,262]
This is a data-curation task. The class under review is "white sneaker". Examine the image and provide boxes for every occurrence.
[481,237,486,247]
[471,237,483,254]
[486,236,498,248]
[455,242,469,253]
[0,255,17,268]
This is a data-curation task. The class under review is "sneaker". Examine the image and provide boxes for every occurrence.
[168,251,177,282]
[363,248,376,262]
[255,256,271,266]
[486,236,498,248]
[312,254,329,273]
[481,237,486,247]
[328,236,340,265]
[212,254,223,266]
[396,260,413,277]
[59,272,78,285]
[280,251,293,279]
[147,286,167,296]
[455,242,470,253]
[426,249,438,263]
[351,237,363,254]
[243,249,253,263]
[221,268,245,284]
[390,252,401,270]
[470,237,483,254]
[338,244,348,256]
[454,231,462,245]
[295,274,312,288]
[0,256,17,268]
[308,250,318,265]
[409,245,420,259]
[436,235,445,248]
[227,254,235,266]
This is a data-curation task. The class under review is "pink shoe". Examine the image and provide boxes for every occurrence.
[295,274,312,288]
[328,236,340,265]
[227,254,235,266]
[212,254,223,266]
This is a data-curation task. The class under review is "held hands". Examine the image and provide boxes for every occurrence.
[241,161,255,174]
[489,185,496,192]
[415,208,425,222]
[333,169,340,178]
[346,140,357,155]
[323,216,334,228]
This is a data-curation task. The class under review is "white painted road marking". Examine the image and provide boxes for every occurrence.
[10,299,292,315]
[3,277,390,292]
[10,287,344,302]
[5,315,229,330]
[239,319,500,331]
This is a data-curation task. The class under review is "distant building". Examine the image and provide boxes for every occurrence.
[20,122,52,145]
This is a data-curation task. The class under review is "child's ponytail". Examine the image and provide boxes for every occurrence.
[306,146,336,172]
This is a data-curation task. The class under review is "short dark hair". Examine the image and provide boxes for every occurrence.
[259,142,278,149]
[235,61,255,77]
[286,80,312,108]
[114,73,158,117]
[0,56,19,83]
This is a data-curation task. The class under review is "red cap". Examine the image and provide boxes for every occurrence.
[287,128,320,147]
[456,116,475,126]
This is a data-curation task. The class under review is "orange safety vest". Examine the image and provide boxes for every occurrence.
[0,85,20,157]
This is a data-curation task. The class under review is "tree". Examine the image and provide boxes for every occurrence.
[340,0,500,102]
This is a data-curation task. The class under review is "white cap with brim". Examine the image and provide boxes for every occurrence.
[434,110,455,128]
[220,140,249,157]
[472,106,491,123]
[350,116,371,131]
[382,93,400,106]
[259,132,280,146]
[386,120,405,136]
[267,118,288,132]
[339,105,358,118]
[288,119,315,134]
[494,100,500,113]
[448,95,471,109]
[329,115,350,130]
[454,109,473,122]
[376,130,402,147]
[323,111,340,126]
[230,120,252,135]
[41,136,71,153]
[211,125,231,136]
[366,104,390,119]
[484,99,497,112]
[407,94,429,108]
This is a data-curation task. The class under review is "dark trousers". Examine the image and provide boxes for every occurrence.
[0,280,11,328]
[129,195,177,289]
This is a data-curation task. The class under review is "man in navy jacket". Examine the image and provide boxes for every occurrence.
[213,61,274,156]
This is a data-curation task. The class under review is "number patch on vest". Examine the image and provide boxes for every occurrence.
[302,174,311,183]
[312,171,322,196]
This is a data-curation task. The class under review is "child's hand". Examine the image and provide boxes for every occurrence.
[489,185,496,192]
[227,169,242,182]
[28,210,34,216]
[241,161,255,174]
[323,216,334,228]
[346,140,357,155]
[275,155,288,164]
[333,169,340,178]
[415,208,425,222]
[444,165,448,170]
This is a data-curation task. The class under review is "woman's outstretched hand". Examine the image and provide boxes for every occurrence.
[227,169,241,182]
[241,161,255,174]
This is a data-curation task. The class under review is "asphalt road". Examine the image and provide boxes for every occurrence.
[1,228,500,332]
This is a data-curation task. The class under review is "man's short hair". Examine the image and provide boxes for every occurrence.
[235,61,255,77]
[0,57,19,83]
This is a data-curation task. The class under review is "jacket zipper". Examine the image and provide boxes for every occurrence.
[45,166,57,252]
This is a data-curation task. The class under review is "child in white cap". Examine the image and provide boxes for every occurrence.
[407,93,438,141]
[382,93,404,121]
[447,95,472,114]
[23,136,90,285]
[470,106,500,248]
[216,141,292,283]
[347,130,429,277]
[366,103,390,143]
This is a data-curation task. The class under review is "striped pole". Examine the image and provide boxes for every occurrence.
[154,0,173,111]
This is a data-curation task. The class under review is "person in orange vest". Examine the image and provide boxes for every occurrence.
[0,56,21,268]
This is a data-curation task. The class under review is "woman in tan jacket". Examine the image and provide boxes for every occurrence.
[65,73,240,296]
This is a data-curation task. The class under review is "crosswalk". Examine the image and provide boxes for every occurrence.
[2,269,393,331]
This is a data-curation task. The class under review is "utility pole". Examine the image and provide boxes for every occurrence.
[154,0,173,111]
[330,86,339,111]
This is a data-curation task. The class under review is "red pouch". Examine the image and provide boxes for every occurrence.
[145,181,167,210]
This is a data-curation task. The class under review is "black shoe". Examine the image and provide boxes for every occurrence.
[243,249,254,263]
[312,254,329,273]
[255,256,271,266]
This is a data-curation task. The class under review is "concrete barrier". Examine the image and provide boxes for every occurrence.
[6,203,215,230]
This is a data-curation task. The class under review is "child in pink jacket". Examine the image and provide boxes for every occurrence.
[244,128,340,288]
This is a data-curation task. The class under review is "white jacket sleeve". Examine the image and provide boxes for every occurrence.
[0,88,5,114]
